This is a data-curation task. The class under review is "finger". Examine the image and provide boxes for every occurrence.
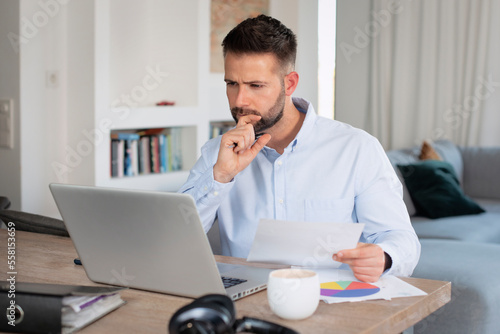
[235,132,270,156]
[236,114,261,127]
[334,243,381,261]
[233,128,255,153]
[249,133,271,153]
[352,272,379,283]
[335,242,365,257]
[352,264,384,278]
[335,256,379,267]
[222,125,255,151]
[351,266,383,276]
[334,248,365,261]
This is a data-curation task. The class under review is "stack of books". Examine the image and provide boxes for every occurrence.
[110,128,183,178]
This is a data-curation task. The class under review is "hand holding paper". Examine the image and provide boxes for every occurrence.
[247,219,365,268]
[333,242,387,283]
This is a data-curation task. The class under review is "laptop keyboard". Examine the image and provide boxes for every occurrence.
[221,276,247,288]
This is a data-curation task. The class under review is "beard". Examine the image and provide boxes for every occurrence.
[230,86,286,135]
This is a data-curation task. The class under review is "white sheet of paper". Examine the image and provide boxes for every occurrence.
[246,219,364,268]
[299,268,427,304]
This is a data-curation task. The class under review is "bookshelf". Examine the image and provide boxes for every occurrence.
[87,0,221,192]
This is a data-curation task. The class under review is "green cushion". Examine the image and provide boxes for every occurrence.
[397,160,485,219]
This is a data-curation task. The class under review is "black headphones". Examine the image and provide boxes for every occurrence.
[168,294,300,334]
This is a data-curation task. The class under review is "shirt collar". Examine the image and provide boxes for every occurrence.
[287,97,316,152]
[261,97,317,156]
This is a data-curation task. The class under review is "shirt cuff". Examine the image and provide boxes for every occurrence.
[378,243,399,276]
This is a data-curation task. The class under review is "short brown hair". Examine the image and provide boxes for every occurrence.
[222,15,297,73]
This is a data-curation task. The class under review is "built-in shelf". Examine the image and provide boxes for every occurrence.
[90,0,232,192]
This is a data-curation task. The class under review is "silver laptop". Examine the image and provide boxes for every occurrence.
[49,183,272,300]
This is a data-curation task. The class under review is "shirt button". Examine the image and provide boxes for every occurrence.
[278,199,284,204]
[277,161,283,166]
[204,186,208,191]
[213,191,219,196]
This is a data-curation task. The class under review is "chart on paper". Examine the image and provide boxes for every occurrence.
[320,281,380,298]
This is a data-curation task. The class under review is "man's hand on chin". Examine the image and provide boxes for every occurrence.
[332,242,390,283]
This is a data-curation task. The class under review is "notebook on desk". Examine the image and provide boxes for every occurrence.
[49,183,272,301]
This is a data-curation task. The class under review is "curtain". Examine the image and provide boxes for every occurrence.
[368,0,500,149]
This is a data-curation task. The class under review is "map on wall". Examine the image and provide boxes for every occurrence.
[210,0,269,73]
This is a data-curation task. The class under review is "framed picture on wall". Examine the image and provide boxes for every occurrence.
[210,0,269,72]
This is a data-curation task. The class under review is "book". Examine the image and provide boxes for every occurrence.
[130,139,139,176]
[124,139,138,177]
[110,140,120,177]
[150,135,160,173]
[159,134,167,173]
[0,281,126,334]
[117,140,124,178]
[139,136,151,174]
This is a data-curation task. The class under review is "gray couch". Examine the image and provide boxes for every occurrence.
[387,140,500,334]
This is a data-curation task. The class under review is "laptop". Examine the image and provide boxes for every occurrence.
[49,183,272,300]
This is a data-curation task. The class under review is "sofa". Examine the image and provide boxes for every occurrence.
[386,139,500,334]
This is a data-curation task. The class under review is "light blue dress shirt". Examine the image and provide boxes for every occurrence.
[179,97,420,277]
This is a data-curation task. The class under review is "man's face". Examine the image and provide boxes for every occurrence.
[224,52,286,135]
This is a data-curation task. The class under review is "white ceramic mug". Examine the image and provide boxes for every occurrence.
[267,268,320,320]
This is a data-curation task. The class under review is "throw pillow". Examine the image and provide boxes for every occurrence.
[397,160,485,219]
[419,140,442,160]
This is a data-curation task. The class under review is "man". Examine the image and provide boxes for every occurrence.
[179,15,420,282]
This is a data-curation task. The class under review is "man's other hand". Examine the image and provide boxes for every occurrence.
[332,242,390,283]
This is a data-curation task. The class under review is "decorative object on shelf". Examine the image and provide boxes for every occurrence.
[155,100,176,106]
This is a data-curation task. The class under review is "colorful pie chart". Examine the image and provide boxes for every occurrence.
[320,281,380,298]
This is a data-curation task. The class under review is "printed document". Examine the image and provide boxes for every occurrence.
[247,219,364,268]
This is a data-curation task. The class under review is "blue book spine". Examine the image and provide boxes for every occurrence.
[159,134,167,173]
[124,139,134,176]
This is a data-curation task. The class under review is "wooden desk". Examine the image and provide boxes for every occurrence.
[0,230,450,333]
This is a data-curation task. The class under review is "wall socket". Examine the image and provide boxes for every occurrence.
[0,99,14,149]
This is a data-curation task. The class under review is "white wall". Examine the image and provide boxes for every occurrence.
[19,0,70,217]
[0,1,21,210]
[64,0,95,190]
